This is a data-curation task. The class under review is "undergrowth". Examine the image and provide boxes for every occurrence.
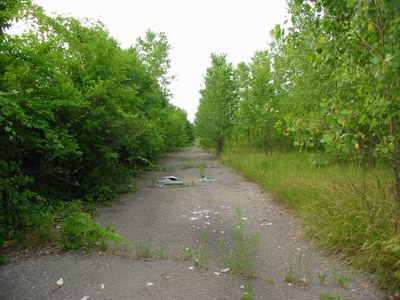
[1,200,127,256]
[221,147,399,291]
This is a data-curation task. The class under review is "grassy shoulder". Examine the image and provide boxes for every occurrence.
[221,147,400,291]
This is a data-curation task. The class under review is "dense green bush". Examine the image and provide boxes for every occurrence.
[59,213,121,251]
[0,2,192,246]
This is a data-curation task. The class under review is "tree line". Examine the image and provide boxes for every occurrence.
[195,0,400,214]
[0,1,193,245]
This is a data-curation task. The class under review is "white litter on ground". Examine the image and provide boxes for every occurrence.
[221,268,230,273]
[56,278,64,286]
[147,282,154,287]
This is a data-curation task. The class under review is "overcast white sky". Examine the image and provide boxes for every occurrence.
[33,0,289,122]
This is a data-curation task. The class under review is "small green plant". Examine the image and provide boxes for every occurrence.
[265,276,276,284]
[155,246,168,259]
[337,275,348,288]
[136,243,153,259]
[319,293,343,300]
[198,162,206,178]
[226,207,259,277]
[181,246,193,260]
[218,239,226,266]
[285,263,297,283]
[59,213,121,251]
[284,253,309,284]
[319,274,327,286]
[0,256,11,265]
[151,173,158,187]
[242,283,253,300]
[195,230,209,269]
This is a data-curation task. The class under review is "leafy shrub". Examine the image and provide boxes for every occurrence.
[59,213,121,251]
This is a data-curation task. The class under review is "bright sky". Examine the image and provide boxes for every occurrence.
[33,0,289,122]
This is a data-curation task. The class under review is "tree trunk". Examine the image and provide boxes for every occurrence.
[216,137,224,156]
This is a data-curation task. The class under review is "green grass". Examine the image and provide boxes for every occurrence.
[195,229,209,269]
[241,283,254,300]
[136,243,153,259]
[199,162,206,178]
[225,207,259,278]
[221,147,399,290]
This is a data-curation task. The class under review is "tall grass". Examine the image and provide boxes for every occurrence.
[221,147,400,290]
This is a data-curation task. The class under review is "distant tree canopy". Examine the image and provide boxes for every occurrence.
[0,2,192,244]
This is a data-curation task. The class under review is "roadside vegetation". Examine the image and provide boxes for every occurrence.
[195,0,400,290]
[0,1,193,254]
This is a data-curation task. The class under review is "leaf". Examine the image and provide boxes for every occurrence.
[295,0,303,6]
[347,0,355,7]
[385,54,392,62]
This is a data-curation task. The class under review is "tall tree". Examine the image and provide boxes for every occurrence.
[195,53,238,154]
[135,30,174,96]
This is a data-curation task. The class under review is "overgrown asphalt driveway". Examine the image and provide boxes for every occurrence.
[0,147,385,299]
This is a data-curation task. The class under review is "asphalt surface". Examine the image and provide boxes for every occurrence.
[0,147,385,299]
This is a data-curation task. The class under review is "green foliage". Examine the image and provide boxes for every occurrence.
[319,294,343,300]
[0,255,11,265]
[195,53,238,154]
[0,4,191,247]
[318,274,327,286]
[198,162,206,178]
[195,229,209,269]
[136,243,153,259]
[59,213,121,251]
[180,246,193,261]
[225,207,259,277]
[135,30,174,96]
[222,148,399,290]
[241,283,253,300]
[195,0,400,291]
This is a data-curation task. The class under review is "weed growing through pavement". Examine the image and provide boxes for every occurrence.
[155,246,168,259]
[218,239,227,266]
[225,207,259,278]
[195,229,209,269]
[319,274,327,286]
[151,173,158,187]
[337,275,348,288]
[319,293,343,300]
[199,162,206,178]
[241,283,253,300]
[181,246,193,260]
[265,276,276,284]
[284,253,309,284]
[136,243,153,259]
[331,268,348,288]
